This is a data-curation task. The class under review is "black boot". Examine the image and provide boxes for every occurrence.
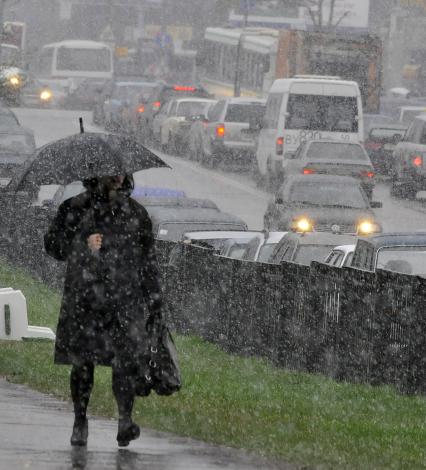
[71,418,88,446]
[117,419,140,447]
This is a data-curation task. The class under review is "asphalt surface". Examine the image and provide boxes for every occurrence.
[0,378,297,470]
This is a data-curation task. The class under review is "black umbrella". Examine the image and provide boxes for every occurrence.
[13,131,170,189]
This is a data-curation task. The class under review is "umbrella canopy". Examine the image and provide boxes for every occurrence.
[13,132,170,188]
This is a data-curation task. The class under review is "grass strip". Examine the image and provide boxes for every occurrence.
[0,259,425,469]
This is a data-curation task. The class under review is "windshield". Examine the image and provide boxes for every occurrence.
[257,243,278,263]
[400,110,426,125]
[286,94,358,132]
[306,142,367,160]
[289,182,368,208]
[158,223,245,241]
[176,101,211,117]
[376,246,426,276]
[294,245,335,266]
[56,47,111,72]
[225,104,265,123]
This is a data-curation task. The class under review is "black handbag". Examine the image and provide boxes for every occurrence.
[135,322,182,397]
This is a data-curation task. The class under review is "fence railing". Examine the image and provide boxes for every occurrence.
[1,212,425,395]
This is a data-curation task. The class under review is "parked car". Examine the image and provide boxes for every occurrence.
[20,75,65,108]
[350,232,426,276]
[391,114,426,198]
[364,124,407,175]
[130,195,248,241]
[324,244,356,268]
[159,98,217,154]
[264,174,382,236]
[189,97,266,167]
[286,139,376,200]
[0,125,36,183]
[140,83,211,140]
[268,231,357,266]
[240,231,288,262]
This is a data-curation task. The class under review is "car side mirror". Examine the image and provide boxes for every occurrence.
[370,201,382,208]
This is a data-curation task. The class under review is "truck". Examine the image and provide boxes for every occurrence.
[275,29,382,113]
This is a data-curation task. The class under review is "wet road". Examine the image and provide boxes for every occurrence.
[0,378,294,470]
[13,107,426,231]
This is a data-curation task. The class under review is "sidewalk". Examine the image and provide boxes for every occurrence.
[0,378,298,470]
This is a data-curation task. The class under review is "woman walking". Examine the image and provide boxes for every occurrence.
[44,174,162,447]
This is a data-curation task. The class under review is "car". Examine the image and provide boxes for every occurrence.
[363,113,396,136]
[324,244,356,268]
[103,81,158,130]
[364,124,407,175]
[64,78,110,110]
[20,75,65,108]
[0,106,20,128]
[398,106,426,125]
[190,97,266,167]
[0,127,36,184]
[286,139,376,200]
[391,114,426,199]
[350,232,426,276]
[130,195,248,241]
[263,174,382,236]
[268,231,357,266]
[240,231,288,263]
[120,81,160,134]
[159,98,217,154]
[140,83,211,140]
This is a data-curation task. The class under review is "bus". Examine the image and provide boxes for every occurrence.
[201,27,382,114]
[33,39,114,91]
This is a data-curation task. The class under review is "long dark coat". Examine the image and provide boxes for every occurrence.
[44,180,162,369]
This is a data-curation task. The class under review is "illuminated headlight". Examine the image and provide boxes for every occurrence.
[357,220,381,235]
[40,90,52,101]
[9,76,20,86]
[291,217,313,233]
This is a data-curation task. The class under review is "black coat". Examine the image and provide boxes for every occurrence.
[44,186,162,368]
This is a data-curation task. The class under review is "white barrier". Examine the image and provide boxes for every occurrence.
[0,289,55,341]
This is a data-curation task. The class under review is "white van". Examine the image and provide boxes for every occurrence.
[256,77,364,185]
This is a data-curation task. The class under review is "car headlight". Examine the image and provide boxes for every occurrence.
[9,76,20,86]
[290,217,313,233]
[357,220,381,235]
[40,90,52,101]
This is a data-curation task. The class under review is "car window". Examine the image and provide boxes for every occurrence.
[351,240,375,270]
[168,101,178,116]
[286,94,358,132]
[243,236,261,260]
[343,252,354,267]
[306,142,368,161]
[224,103,265,124]
[176,101,211,118]
[369,128,406,139]
[257,243,278,263]
[376,246,426,276]
[264,93,283,129]
[271,242,292,263]
[294,245,335,266]
[325,250,343,266]
[288,182,368,209]
[208,100,225,121]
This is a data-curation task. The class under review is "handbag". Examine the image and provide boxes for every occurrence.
[135,322,182,397]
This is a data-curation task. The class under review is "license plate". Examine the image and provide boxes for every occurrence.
[384,143,395,151]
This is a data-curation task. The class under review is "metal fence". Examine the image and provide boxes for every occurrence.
[1,206,425,395]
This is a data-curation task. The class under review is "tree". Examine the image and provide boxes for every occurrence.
[282,0,349,30]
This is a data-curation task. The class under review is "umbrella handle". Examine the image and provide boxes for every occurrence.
[79,117,84,134]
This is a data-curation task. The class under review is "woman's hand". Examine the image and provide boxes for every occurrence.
[87,233,103,253]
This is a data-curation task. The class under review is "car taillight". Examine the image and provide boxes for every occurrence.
[412,155,423,167]
[360,170,375,178]
[137,105,145,113]
[276,136,284,155]
[365,141,382,151]
[302,168,316,175]
[216,124,225,138]
[173,85,196,91]
[152,101,161,111]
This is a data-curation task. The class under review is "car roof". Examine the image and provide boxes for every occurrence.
[115,81,155,87]
[174,98,216,104]
[332,244,356,253]
[412,113,426,122]
[369,124,407,130]
[358,232,426,248]
[133,196,218,210]
[225,97,266,105]
[265,231,288,244]
[183,230,258,240]
[283,231,357,246]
